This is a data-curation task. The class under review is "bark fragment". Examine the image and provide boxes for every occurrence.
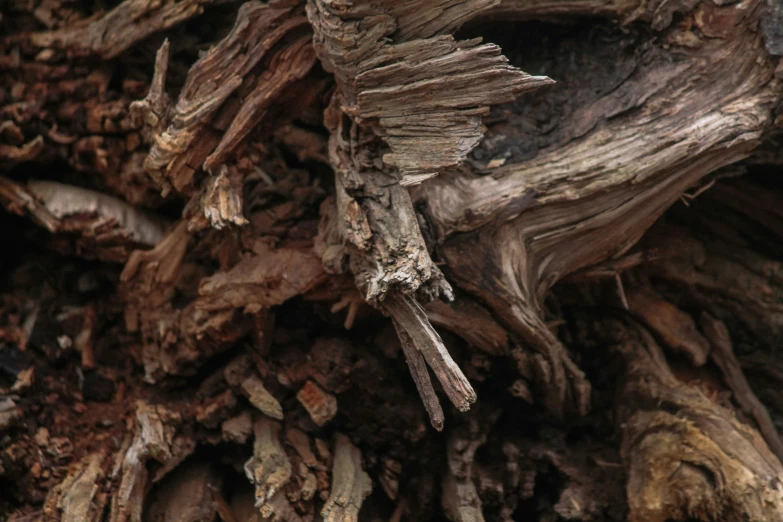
[322,434,372,522]
[110,402,196,522]
[243,418,295,519]
[297,380,338,426]
[242,375,284,421]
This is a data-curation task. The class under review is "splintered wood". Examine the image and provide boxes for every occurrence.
[110,402,196,522]
[132,1,315,196]
[385,292,476,429]
[307,0,551,184]
[30,0,216,59]
[5,0,783,520]
[244,419,292,516]
[44,453,106,522]
[305,0,550,424]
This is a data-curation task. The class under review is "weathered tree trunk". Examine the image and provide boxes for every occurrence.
[1,0,783,520]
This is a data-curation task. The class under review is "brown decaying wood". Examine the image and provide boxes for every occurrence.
[2,0,783,520]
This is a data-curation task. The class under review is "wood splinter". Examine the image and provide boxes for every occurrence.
[383,291,476,429]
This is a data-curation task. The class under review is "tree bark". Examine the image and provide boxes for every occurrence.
[1,0,783,520]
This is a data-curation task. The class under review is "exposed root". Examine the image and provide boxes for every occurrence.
[613,320,783,522]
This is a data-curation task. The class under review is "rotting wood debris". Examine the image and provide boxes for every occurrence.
[2,0,783,520]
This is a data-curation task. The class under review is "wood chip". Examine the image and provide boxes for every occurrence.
[241,375,284,420]
[297,380,337,427]
[243,418,292,516]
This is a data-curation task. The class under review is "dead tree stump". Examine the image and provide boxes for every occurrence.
[1,0,783,520]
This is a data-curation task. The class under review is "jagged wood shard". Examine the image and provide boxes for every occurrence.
[308,0,552,184]
[396,325,446,430]
[133,1,314,195]
[385,292,476,413]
